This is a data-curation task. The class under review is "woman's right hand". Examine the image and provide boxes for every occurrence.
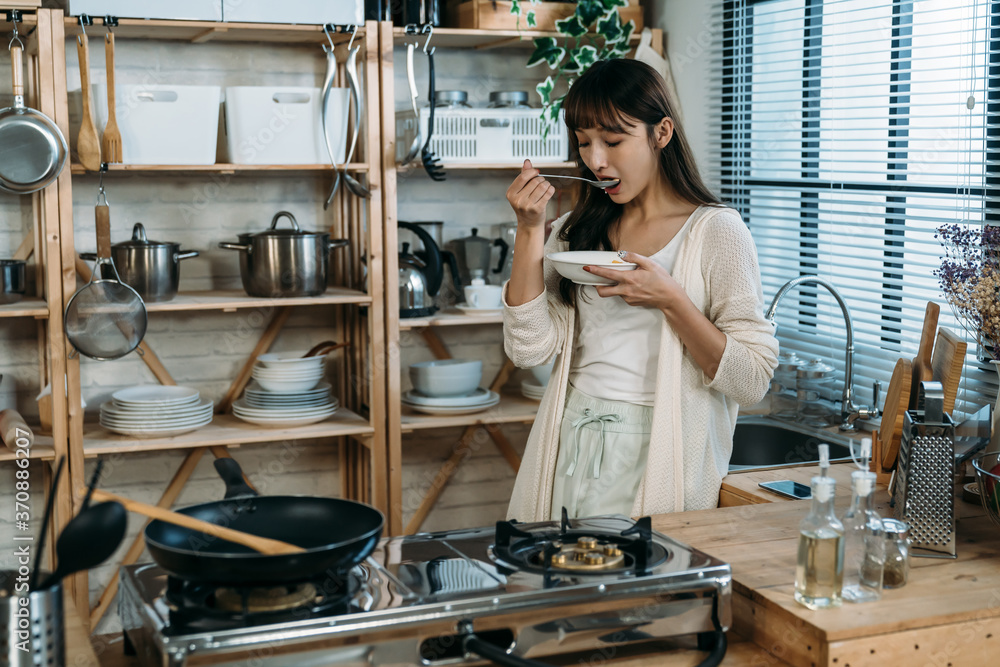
[506,159,555,229]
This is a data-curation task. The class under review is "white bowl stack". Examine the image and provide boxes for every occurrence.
[234,350,338,427]
[403,359,500,415]
[100,385,213,437]
[521,360,554,401]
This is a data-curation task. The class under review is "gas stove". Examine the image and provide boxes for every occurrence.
[120,514,732,666]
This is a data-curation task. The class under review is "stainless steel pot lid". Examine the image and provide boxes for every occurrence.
[247,211,328,239]
[113,222,177,248]
[797,358,836,379]
[488,91,529,107]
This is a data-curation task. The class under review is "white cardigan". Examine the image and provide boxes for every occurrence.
[503,205,779,521]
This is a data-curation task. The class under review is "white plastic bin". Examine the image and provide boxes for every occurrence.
[223,0,363,25]
[66,1,222,21]
[223,86,349,165]
[93,84,221,165]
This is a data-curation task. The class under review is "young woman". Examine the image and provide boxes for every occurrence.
[503,59,779,521]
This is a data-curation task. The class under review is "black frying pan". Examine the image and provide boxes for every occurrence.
[144,459,383,585]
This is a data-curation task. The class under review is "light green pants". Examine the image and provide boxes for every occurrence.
[549,385,653,521]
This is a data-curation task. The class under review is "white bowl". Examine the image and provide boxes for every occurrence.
[252,366,324,379]
[530,360,554,386]
[252,376,323,394]
[547,251,636,286]
[257,351,328,370]
[409,359,482,397]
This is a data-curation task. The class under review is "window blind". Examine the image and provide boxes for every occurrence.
[710,0,999,417]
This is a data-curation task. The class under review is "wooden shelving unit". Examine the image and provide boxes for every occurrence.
[401,392,538,432]
[142,289,371,313]
[0,298,50,319]
[390,25,642,50]
[70,162,371,175]
[63,17,364,45]
[398,310,502,329]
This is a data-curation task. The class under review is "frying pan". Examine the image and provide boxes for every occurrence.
[144,458,384,585]
[0,33,68,194]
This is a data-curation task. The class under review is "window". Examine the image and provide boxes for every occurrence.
[714,0,998,416]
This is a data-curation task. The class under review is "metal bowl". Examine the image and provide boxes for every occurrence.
[972,451,1000,529]
[0,259,26,304]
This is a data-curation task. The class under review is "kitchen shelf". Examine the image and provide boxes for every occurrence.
[391,26,641,50]
[0,434,56,462]
[70,163,370,175]
[400,392,538,432]
[81,408,373,457]
[399,310,502,329]
[0,298,49,319]
[143,289,371,313]
[63,18,366,45]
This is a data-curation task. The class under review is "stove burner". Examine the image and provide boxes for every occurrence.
[214,582,319,613]
[164,573,356,633]
[530,536,626,571]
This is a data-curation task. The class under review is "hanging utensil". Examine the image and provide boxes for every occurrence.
[0,23,68,194]
[76,20,101,171]
[64,187,147,360]
[320,26,343,208]
[420,28,445,182]
[28,456,65,591]
[101,29,123,163]
[400,40,422,166]
[36,500,127,590]
[339,39,371,198]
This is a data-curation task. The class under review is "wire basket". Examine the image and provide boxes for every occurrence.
[972,451,1000,529]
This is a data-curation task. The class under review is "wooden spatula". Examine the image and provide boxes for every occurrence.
[76,33,101,171]
[908,301,939,409]
[930,327,967,416]
[101,31,123,163]
[89,489,304,555]
[880,357,912,472]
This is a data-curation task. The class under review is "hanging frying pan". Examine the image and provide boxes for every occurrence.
[0,31,68,194]
[64,197,147,360]
[144,458,384,585]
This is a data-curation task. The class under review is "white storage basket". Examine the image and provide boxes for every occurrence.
[223,86,349,165]
[223,0,363,25]
[93,84,221,165]
[396,107,568,165]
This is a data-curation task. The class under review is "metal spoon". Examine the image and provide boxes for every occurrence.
[36,500,127,590]
[537,174,620,189]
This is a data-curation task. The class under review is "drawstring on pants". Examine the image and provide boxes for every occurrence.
[568,408,622,478]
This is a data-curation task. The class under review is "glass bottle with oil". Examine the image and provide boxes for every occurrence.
[794,476,844,610]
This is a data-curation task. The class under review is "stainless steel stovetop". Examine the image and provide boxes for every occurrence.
[119,515,732,666]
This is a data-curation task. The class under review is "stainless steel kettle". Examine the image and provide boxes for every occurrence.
[399,221,443,318]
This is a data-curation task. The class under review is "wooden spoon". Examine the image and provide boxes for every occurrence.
[908,302,939,409]
[75,33,101,171]
[89,489,305,556]
[101,31,123,163]
[303,340,350,358]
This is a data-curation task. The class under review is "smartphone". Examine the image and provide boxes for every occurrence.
[758,480,812,500]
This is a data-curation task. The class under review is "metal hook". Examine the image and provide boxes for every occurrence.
[347,24,358,51]
[103,15,118,32]
[322,23,336,54]
[97,164,109,206]
[8,15,22,51]
[422,24,434,54]
[76,14,92,46]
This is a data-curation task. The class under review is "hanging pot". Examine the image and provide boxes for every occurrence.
[81,223,198,302]
[219,211,349,298]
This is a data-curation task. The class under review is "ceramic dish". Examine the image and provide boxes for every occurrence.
[231,406,338,427]
[100,417,212,437]
[403,391,500,415]
[244,380,332,398]
[232,397,338,417]
[251,376,324,394]
[546,251,636,286]
[257,351,329,369]
[402,387,492,407]
[100,397,213,417]
[111,385,200,406]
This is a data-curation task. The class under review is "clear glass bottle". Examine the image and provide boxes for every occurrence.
[881,518,910,589]
[840,470,885,602]
[795,476,844,610]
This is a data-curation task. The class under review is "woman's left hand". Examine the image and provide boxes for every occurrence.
[585,251,681,310]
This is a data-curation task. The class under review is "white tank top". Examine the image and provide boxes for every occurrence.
[568,215,694,406]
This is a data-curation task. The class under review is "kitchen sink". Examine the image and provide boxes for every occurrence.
[729,415,856,472]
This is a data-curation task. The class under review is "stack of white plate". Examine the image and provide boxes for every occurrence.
[521,378,546,401]
[100,385,213,437]
[251,355,325,393]
[233,381,339,427]
[401,387,500,416]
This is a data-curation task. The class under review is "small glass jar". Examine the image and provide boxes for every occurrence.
[770,352,802,418]
[882,518,910,588]
[797,358,837,425]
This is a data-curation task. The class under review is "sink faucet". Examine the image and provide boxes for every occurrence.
[765,276,880,431]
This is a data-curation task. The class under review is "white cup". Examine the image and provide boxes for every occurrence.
[464,281,502,309]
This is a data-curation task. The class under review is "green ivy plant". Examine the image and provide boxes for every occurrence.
[513,0,636,130]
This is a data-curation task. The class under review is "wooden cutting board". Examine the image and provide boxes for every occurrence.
[880,357,912,471]
[930,327,967,416]
[909,301,940,409]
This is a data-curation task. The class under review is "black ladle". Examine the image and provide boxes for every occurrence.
[37,500,127,591]
[28,455,65,591]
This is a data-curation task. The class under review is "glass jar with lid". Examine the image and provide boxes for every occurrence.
[770,351,803,418]
[487,91,532,109]
[881,518,910,588]
[434,90,472,108]
[797,358,837,425]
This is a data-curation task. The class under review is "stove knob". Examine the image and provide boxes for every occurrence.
[574,550,588,561]
[552,553,567,566]
[584,552,605,565]
[603,546,622,557]
[577,537,597,550]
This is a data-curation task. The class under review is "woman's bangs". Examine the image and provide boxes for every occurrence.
[564,84,632,134]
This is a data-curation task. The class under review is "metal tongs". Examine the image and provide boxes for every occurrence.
[400,27,424,166]
[321,25,370,208]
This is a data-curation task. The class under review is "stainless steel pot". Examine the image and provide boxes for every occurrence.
[81,223,199,302]
[218,211,349,298]
[0,259,26,305]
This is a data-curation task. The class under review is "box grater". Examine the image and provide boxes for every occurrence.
[892,381,957,558]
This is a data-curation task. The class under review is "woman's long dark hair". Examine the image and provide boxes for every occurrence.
[556,58,722,306]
